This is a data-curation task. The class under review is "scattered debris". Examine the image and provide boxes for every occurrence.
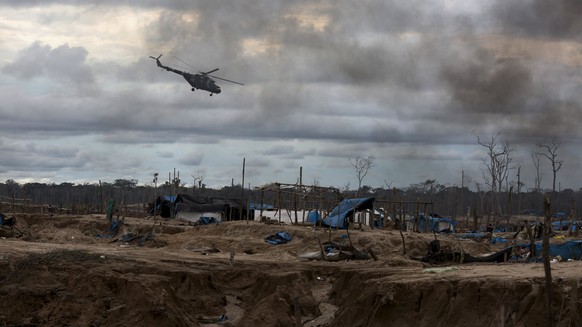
[420,240,513,264]
[192,246,221,255]
[299,242,371,261]
[265,231,293,245]
[118,232,155,246]
[0,213,15,227]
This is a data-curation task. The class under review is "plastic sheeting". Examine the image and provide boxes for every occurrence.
[321,198,374,229]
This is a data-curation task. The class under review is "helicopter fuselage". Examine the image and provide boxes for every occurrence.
[150,54,242,96]
[183,73,221,94]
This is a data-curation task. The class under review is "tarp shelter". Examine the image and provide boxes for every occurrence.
[307,210,320,224]
[533,240,582,260]
[321,198,375,229]
[151,195,177,218]
[418,214,458,233]
[152,194,247,222]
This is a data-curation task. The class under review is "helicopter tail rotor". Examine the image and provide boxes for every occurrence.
[149,54,162,60]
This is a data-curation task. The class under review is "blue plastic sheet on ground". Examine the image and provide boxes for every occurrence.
[490,237,510,244]
[0,213,15,227]
[96,220,122,238]
[265,231,293,245]
[198,216,217,225]
[512,240,582,261]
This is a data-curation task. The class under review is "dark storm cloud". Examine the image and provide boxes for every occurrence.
[440,47,532,114]
[2,0,582,188]
[491,0,582,41]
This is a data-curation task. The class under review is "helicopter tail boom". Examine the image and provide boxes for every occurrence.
[149,54,163,68]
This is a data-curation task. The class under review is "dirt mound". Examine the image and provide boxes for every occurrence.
[1,214,581,326]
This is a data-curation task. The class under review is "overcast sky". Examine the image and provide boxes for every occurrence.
[0,0,581,191]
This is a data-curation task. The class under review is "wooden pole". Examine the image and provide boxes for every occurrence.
[300,167,305,223]
[543,193,553,327]
[293,187,298,225]
[392,188,397,230]
[260,188,264,221]
[240,158,245,221]
[277,183,282,223]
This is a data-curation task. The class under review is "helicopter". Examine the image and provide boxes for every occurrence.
[149,54,243,96]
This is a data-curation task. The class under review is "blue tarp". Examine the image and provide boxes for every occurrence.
[551,220,580,231]
[510,240,582,261]
[265,231,293,245]
[321,198,375,229]
[490,237,511,244]
[198,216,217,225]
[96,219,122,238]
[307,210,320,224]
[537,240,582,260]
[418,215,458,233]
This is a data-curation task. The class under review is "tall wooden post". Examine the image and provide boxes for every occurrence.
[260,188,264,221]
[240,158,245,221]
[392,188,397,230]
[543,194,553,327]
[277,183,282,223]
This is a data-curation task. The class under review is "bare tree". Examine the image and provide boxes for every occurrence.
[475,133,514,223]
[350,156,375,194]
[531,152,543,193]
[537,140,563,194]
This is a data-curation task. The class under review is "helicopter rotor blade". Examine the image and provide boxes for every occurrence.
[209,75,244,85]
[172,56,196,71]
[201,68,220,75]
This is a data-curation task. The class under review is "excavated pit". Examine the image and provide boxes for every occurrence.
[0,214,581,326]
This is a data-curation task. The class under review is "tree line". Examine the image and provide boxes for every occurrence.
[0,134,575,224]
[0,177,580,221]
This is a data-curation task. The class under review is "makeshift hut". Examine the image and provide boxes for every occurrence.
[321,198,375,229]
[416,214,458,233]
[151,194,247,222]
[151,195,177,218]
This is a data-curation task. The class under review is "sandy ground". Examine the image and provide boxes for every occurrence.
[0,214,581,326]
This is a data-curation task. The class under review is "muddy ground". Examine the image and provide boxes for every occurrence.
[0,214,581,326]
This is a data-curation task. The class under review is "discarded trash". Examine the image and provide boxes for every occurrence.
[123,232,155,246]
[265,231,293,245]
[0,213,15,227]
[298,242,371,262]
[189,216,219,226]
[96,219,123,238]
